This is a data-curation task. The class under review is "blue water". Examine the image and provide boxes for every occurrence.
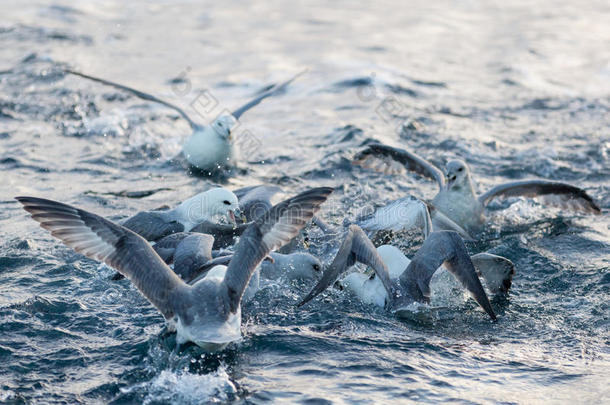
[1,1,609,403]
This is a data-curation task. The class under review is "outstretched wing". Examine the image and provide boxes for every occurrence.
[16,197,187,319]
[298,225,394,307]
[478,180,600,214]
[231,70,307,119]
[223,187,333,312]
[353,143,445,190]
[65,69,200,130]
[122,211,184,242]
[398,231,496,320]
[358,196,432,239]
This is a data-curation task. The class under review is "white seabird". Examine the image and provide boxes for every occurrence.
[16,187,333,350]
[121,187,239,241]
[65,69,305,171]
[298,225,507,320]
[353,143,601,233]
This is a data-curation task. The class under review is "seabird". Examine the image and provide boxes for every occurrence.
[353,143,601,233]
[185,185,282,249]
[185,251,323,304]
[121,187,239,242]
[260,252,323,281]
[299,225,504,320]
[16,187,333,350]
[65,69,305,171]
[111,232,216,282]
[356,195,473,240]
[123,232,323,284]
[336,244,513,309]
[193,185,330,249]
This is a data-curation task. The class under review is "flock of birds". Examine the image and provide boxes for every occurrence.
[16,68,602,351]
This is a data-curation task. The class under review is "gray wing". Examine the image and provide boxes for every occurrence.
[234,185,283,221]
[398,231,496,320]
[478,180,601,214]
[358,196,432,239]
[16,197,187,319]
[64,69,199,130]
[470,253,514,295]
[223,187,333,312]
[122,211,184,242]
[191,221,249,249]
[153,232,192,262]
[298,225,395,307]
[231,70,307,119]
[112,232,191,280]
[353,143,445,190]
[173,234,215,281]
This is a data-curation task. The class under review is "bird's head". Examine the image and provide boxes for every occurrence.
[282,252,323,280]
[205,187,240,225]
[445,159,471,189]
[211,115,237,139]
[181,188,239,227]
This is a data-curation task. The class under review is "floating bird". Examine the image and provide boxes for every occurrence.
[353,143,601,233]
[187,251,323,304]
[137,232,322,283]
[298,225,501,320]
[121,187,239,242]
[65,69,305,171]
[185,185,282,249]
[193,185,329,250]
[337,244,513,310]
[17,187,333,350]
[356,195,473,240]
[260,252,323,281]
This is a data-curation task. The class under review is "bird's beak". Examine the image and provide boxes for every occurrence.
[227,210,236,226]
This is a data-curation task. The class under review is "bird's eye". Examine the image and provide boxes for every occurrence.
[312,264,321,271]
[223,200,231,205]
[457,167,463,172]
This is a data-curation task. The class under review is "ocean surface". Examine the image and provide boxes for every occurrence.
[1,1,609,403]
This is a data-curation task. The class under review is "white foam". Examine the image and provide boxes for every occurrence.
[121,367,237,405]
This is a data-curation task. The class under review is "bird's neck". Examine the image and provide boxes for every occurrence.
[448,178,477,201]
[173,196,212,230]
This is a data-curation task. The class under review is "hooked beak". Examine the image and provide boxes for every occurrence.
[227,209,237,226]
[447,174,456,184]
